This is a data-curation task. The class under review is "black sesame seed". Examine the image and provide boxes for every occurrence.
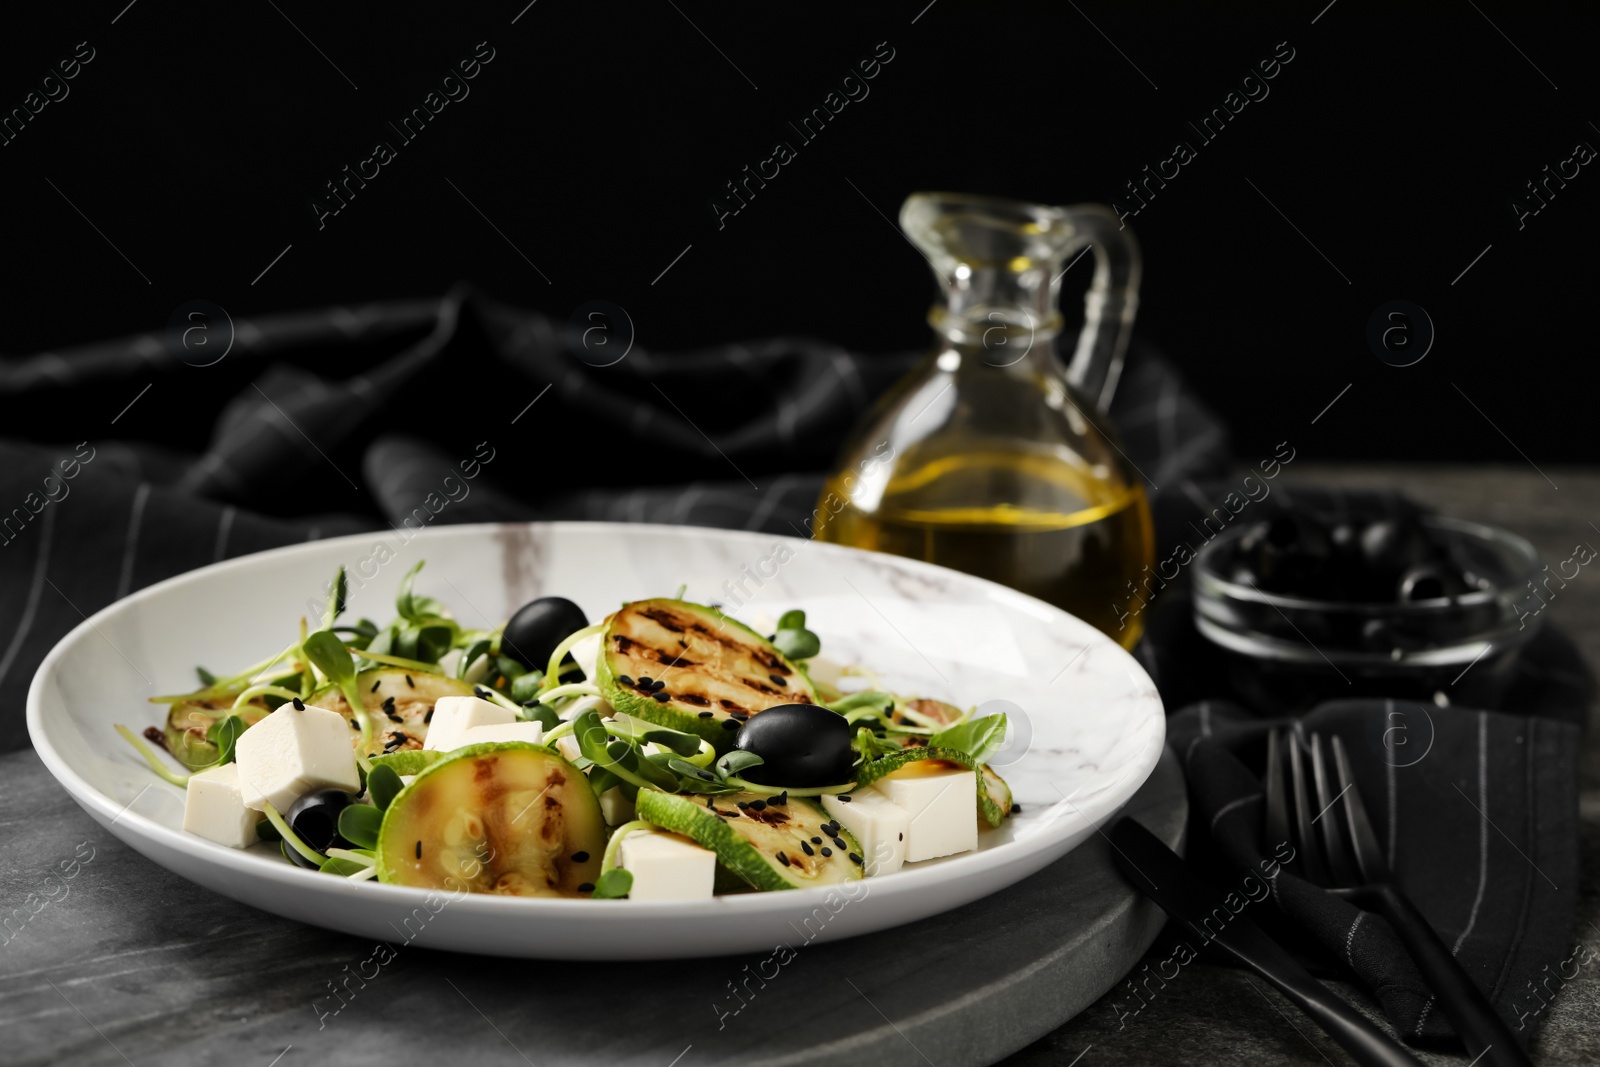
[832,837,847,851]
[572,851,590,863]
[415,841,422,859]
[722,719,741,731]
[749,800,766,811]
[424,707,434,724]
[653,692,670,703]
[638,675,653,687]
[370,680,382,693]
[349,719,359,728]
[698,710,714,718]
[811,837,822,845]
[405,675,415,688]
[291,697,305,710]
[838,795,853,803]
[777,852,791,867]
[775,792,788,805]
[849,852,863,866]
[578,882,595,893]
[898,832,903,841]
[386,710,403,723]
[1012,803,1023,814]
[619,674,635,686]
[382,695,396,709]
[736,801,749,809]
[820,847,832,857]
[474,687,490,700]
[800,840,814,856]
[769,674,786,687]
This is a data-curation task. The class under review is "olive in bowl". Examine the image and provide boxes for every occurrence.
[1195,513,1540,712]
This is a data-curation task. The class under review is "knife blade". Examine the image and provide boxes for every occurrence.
[1109,817,1424,1067]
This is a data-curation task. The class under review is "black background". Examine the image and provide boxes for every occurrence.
[4,1,1595,466]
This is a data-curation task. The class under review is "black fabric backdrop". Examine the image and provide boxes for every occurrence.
[0,286,1582,1050]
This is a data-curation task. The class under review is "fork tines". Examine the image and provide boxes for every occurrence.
[1268,727,1391,888]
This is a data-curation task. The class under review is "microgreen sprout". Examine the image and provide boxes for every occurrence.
[261,800,325,867]
[770,609,821,661]
[113,724,192,787]
[525,682,600,705]
[541,622,605,686]
[302,629,374,746]
[590,818,649,899]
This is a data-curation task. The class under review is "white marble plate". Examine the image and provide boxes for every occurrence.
[27,522,1164,960]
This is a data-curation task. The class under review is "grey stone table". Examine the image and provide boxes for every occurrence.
[4,465,1597,1066]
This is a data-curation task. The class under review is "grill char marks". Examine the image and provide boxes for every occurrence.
[604,599,818,733]
[638,607,686,633]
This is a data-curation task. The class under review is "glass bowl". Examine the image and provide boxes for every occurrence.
[1192,515,1542,713]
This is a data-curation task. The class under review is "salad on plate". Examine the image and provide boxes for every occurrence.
[116,562,1017,902]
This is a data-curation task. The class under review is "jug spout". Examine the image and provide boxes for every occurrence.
[900,193,1141,411]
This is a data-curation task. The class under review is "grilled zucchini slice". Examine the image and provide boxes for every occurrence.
[375,742,604,897]
[637,788,863,892]
[594,599,818,750]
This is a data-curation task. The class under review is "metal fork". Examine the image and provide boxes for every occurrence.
[1266,729,1531,1067]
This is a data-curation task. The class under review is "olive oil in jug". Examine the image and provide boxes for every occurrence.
[815,193,1154,648]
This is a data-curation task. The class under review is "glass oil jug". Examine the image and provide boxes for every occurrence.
[814,192,1155,648]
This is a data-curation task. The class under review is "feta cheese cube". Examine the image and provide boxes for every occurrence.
[617,828,715,901]
[182,763,261,848]
[236,702,360,812]
[424,695,516,752]
[875,762,978,862]
[599,785,635,826]
[823,787,909,876]
[457,721,545,747]
[554,733,582,763]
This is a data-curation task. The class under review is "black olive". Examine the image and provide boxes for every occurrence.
[282,840,321,870]
[1359,519,1434,578]
[500,596,589,671]
[733,704,855,787]
[1248,514,1334,594]
[1397,562,1467,603]
[285,788,354,866]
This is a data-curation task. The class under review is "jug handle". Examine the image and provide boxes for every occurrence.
[1058,205,1142,413]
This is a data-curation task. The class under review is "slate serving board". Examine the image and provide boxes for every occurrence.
[0,746,1184,1067]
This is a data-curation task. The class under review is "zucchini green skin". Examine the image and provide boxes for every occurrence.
[979,766,1013,827]
[637,789,863,892]
[594,599,819,751]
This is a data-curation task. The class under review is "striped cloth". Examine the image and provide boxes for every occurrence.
[1167,701,1578,1050]
[0,286,1229,751]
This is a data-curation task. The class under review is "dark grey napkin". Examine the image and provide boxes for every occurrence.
[1166,701,1579,1049]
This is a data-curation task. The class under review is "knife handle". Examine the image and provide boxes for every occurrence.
[1109,819,1424,1067]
